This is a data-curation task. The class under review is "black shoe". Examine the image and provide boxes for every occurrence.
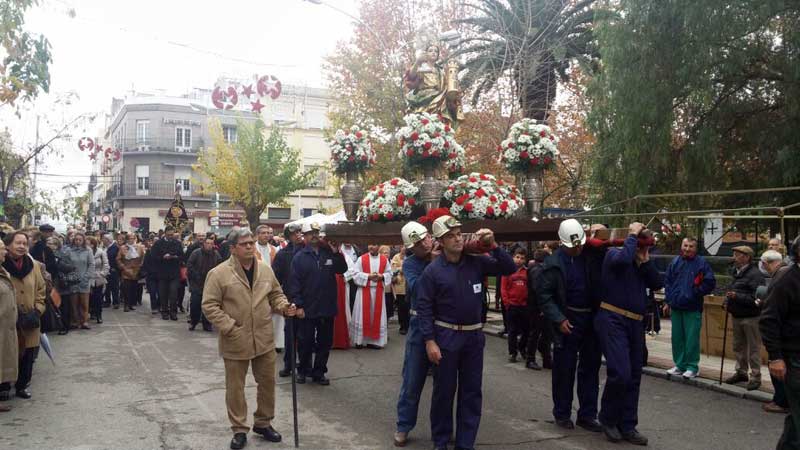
[275,348,283,354]
[96,317,103,324]
[170,314,178,321]
[80,324,91,330]
[129,306,136,311]
[15,389,31,399]
[313,376,330,386]
[58,329,68,335]
[189,324,197,331]
[123,306,130,312]
[555,419,574,430]
[203,325,213,332]
[508,355,517,363]
[746,379,762,391]
[252,425,282,442]
[602,424,622,442]
[295,374,306,384]
[725,372,748,384]
[152,310,158,315]
[525,360,542,370]
[230,432,247,449]
[498,330,508,338]
[113,304,119,309]
[399,328,408,335]
[622,429,648,446]
[576,418,603,432]
[162,314,170,320]
[279,368,292,378]
[0,391,8,401]
[102,302,111,308]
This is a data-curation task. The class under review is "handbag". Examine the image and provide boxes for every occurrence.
[40,297,63,334]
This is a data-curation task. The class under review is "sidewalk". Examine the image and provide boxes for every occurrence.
[483,309,775,403]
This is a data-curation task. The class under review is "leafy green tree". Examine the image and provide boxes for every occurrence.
[455,0,600,121]
[587,0,800,210]
[1,0,53,108]
[194,119,314,231]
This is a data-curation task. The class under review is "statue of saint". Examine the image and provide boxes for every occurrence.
[403,43,464,130]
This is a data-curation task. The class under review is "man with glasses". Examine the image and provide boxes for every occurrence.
[288,222,347,385]
[203,228,301,450]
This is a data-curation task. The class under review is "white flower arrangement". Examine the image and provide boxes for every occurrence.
[396,112,463,168]
[499,118,559,174]
[358,177,419,222]
[328,125,375,174]
[445,143,466,177]
[442,172,524,220]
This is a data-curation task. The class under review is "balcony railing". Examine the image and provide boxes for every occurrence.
[106,182,214,199]
[112,137,205,154]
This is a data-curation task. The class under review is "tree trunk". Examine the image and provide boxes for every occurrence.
[244,207,263,232]
[518,56,558,122]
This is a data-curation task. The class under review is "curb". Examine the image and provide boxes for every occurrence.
[483,326,772,404]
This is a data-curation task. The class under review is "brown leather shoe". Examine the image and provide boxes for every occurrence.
[393,431,407,447]
[763,402,789,414]
[0,404,11,412]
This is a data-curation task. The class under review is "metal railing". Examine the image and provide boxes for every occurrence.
[111,137,205,153]
[106,182,213,199]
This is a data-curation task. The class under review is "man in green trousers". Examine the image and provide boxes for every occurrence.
[663,237,716,379]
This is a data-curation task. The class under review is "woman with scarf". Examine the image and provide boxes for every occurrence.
[186,236,221,331]
[0,240,17,411]
[1,231,45,400]
[117,233,144,312]
[88,237,109,324]
[65,232,95,330]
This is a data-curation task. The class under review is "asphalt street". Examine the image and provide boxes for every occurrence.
[0,297,785,450]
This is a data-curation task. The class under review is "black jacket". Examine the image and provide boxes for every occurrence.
[107,243,120,271]
[31,240,58,280]
[527,262,545,314]
[726,263,765,318]
[150,238,185,280]
[186,248,221,292]
[272,242,301,291]
[760,264,800,360]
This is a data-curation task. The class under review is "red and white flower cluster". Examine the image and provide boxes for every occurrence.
[358,177,419,222]
[499,118,559,174]
[445,143,466,177]
[328,125,375,174]
[443,173,524,220]
[396,112,463,168]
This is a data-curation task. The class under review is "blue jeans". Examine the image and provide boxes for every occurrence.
[551,309,601,421]
[396,316,431,433]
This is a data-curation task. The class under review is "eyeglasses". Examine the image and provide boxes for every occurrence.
[236,241,255,247]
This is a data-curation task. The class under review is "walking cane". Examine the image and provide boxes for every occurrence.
[719,307,730,385]
[288,314,299,447]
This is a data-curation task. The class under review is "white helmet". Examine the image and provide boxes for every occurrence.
[301,221,321,234]
[401,221,428,249]
[558,219,586,248]
[432,215,462,239]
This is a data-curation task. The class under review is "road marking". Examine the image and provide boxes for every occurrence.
[116,322,150,373]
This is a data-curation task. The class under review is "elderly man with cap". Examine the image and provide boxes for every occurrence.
[30,224,57,279]
[416,215,515,450]
[287,221,348,385]
[537,219,608,432]
[724,245,766,390]
[595,223,663,445]
[394,221,434,447]
[272,223,304,377]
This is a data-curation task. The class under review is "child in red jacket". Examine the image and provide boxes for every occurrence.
[501,247,530,362]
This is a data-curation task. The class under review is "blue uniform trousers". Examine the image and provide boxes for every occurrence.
[431,328,485,448]
[396,316,431,433]
[595,309,644,433]
[551,309,601,421]
[297,317,334,379]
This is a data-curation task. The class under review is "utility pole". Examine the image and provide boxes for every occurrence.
[31,115,40,226]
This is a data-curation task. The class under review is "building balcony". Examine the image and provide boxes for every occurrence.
[106,182,216,201]
[114,137,205,154]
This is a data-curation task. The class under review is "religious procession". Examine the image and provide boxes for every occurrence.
[1,1,799,450]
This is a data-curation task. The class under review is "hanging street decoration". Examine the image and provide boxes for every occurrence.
[210,74,282,114]
[78,137,94,151]
[77,137,123,164]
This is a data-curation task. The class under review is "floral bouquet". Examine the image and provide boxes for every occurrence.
[443,172,524,220]
[328,125,375,174]
[499,118,559,174]
[445,143,466,178]
[396,112,463,168]
[358,177,419,222]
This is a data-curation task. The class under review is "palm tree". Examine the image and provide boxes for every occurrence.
[454,0,600,121]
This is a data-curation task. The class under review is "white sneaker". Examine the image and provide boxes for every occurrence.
[666,366,683,376]
[682,370,699,379]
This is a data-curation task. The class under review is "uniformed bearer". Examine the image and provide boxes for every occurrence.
[416,215,516,450]
[596,223,663,445]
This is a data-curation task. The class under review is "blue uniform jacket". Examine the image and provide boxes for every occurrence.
[538,245,607,325]
[287,245,347,319]
[416,247,516,344]
[403,253,429,312]
[664,254,716,312]
[272,242,301,290]
[601,235,664,315]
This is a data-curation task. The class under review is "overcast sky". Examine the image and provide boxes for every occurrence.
[2,0,359,217]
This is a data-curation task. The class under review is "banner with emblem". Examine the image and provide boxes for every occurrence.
[164,192,189,233]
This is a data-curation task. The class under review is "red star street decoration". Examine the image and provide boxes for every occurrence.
[88,151,98,161]
[241,84,254,98]
[257,75,282,100]
[251,99,265,113]
[78,137,94,151]
[113,149,121,161]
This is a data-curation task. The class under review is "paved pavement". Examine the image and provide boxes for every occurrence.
[0,297,786,450]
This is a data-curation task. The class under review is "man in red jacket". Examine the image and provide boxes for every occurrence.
[501,247,530,362]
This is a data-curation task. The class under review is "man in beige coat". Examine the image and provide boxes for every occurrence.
[202,228,303,450]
